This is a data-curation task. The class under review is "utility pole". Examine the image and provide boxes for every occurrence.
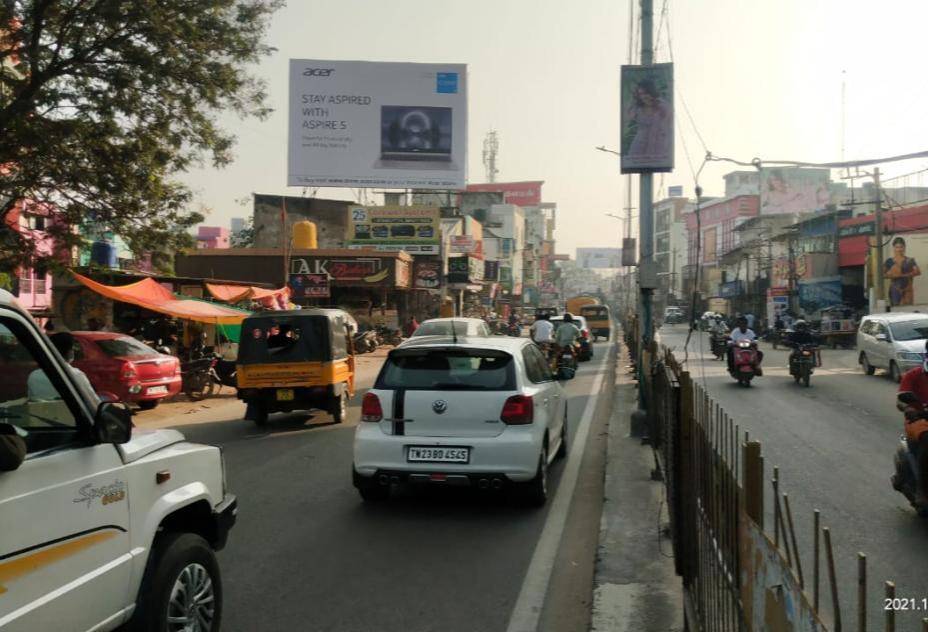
[873,167,884,310]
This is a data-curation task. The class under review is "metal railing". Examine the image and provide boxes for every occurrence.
[642,342,928,632]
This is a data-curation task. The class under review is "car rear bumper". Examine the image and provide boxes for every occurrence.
[353,424,543,483]
[127,376,182,402]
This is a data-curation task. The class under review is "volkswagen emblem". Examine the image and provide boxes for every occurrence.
[432,399,448,414]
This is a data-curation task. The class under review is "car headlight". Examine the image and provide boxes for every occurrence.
[898,352,923,362]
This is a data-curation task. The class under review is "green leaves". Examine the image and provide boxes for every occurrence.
[0,0,283,270]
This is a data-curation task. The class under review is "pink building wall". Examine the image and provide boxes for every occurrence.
[196,226,231,249]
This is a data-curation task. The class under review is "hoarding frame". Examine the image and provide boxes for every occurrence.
[620,63,674,174]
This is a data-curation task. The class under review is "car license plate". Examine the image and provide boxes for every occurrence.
[147,386,168,395]
[276,389,294,401]
[407,446,470,463]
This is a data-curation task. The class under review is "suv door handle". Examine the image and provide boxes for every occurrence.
[542,398,549,406]
[552,393,561,399]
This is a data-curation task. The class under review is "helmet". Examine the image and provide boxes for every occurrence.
[793,319,808,332]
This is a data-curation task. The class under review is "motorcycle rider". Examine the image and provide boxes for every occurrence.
[727,316,763,375]
[555,313,581,364]
[530,313,555,363]
[897,341,928,508]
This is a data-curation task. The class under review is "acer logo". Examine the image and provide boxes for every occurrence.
[303,68,334,77]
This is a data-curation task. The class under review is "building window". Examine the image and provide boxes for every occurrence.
[656,234,670,254]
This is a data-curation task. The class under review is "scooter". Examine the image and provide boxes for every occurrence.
[788,344,818,387]
[892,391,928,517]
[710,332,729,360]
[729,340,760,387]
[376,325,403,347]
[507,322,522,337]
[353,329,378,353]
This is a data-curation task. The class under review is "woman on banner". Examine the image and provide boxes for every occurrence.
[624,78,671,161]
[884,236,921,306]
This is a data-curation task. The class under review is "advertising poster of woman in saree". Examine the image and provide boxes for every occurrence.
[884,236,921,306]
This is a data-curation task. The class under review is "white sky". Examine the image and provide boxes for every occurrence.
[183,0,928,258]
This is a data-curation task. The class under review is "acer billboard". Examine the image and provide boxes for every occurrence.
[288,60,468,190]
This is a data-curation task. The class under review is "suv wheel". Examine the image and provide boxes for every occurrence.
[520,447,549,506]
[129,532,222,632]
[860,353,875,376]
[890,361,902,383]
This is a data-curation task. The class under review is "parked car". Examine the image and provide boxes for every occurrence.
[71,332,181,409]
[0,288,237,631]
[405,317,492,340]
[353,336,567,505]
[550,315,594,361]
[857,312,928,381]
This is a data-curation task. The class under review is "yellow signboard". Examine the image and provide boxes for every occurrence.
[347,206,440,254]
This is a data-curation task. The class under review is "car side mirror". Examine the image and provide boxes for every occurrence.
[875,333,888,342]
[95,402,133,444]
[0,423,27,472]
[96,391,120,404]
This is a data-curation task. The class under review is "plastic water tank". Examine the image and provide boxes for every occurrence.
[292,221,317,249]
[90,241,117,268]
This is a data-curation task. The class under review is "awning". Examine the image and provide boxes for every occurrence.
[72,272,249,325]
[205,283,289,303]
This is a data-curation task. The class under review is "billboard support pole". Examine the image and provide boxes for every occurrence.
[873,167,884,311]
[632,0,655,437]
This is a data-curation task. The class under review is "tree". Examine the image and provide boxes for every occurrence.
[231,216,254,247]
[0,0,283,270]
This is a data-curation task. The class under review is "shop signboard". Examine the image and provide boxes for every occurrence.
[289,273,330,298]
[447,256,469,284]
[798,276,843,314]
[468,255,484,283]
[346,205,441,255]
[838,221,874,238]
[464,181,543,206]
[288,60,467,190]
[484,260,500,281]
[413,260,442,289]
[620,63,674,173]
[718,280,743,298]
[450,235,477,254]
[290,255,396,286]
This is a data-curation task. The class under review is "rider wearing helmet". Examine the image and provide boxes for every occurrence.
[898,340,928,508]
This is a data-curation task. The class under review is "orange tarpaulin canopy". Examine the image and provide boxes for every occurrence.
[72,272,249,325]
[205,283,289,303]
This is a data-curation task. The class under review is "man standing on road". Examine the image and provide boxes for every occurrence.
[898,343,928,508]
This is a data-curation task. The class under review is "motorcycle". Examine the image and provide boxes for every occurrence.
[210,355,237,392]
[892,391,928,517]
[376,325,403,347]
[729,340,760,387]
[353,329,378,353]
[556,345,578,380]
[710,332,729,360]
[788,344,818,387]
[182,356,216,400]
[507,322,522,337]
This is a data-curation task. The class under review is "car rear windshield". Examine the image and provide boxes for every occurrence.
[96,337,160,358]
[581,306,608,317]
[412,321,469,337]
[376,348,515,390]
[238,317,330,363]
[889,320,928,341]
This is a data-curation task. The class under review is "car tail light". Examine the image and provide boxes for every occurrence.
[501,395,534,425]
[121,361,137,380]
[173,360,181,377]
[361,392,383,422]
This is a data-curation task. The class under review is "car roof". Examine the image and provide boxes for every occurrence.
[395,335,530,353]
[0,289,36,322]
[419,317,486,325]
[864,312,928,322]
[70,331,131,340]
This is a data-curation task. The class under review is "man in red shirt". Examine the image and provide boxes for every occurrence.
[898,342,928,508]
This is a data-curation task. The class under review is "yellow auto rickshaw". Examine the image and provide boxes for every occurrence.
[236,309,355,426]
[580,304,612,341]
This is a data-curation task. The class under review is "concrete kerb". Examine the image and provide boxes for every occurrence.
[591,338,684,632]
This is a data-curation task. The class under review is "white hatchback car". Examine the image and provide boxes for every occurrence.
[353,336,567,505]
[406,317,492,339]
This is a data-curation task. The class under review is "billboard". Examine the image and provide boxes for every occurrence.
[798,276,843,314]
[290,255,403,287]
[578,247,623,269]
[288,60,467,189]
[620,63,674,173]
[867,232,928,308]
[668,185,684,197]
[346,206,440,255]
[759,167,830,215]
[464,181,543,206]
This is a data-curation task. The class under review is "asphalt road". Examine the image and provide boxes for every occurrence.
[144,340,616,632]
[659,325,928,630]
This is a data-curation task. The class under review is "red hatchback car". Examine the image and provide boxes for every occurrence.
[70,332,182,409]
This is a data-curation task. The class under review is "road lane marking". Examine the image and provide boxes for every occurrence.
[505,344,611,632]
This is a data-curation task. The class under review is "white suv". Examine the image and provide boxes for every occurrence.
[0,290,236,632]
[353,336,567,506]
[857,313,928,381]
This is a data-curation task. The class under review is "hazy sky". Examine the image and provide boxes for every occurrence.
[184,0,928,258]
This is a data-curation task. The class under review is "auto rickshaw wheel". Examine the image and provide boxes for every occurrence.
[331,387,348,424]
